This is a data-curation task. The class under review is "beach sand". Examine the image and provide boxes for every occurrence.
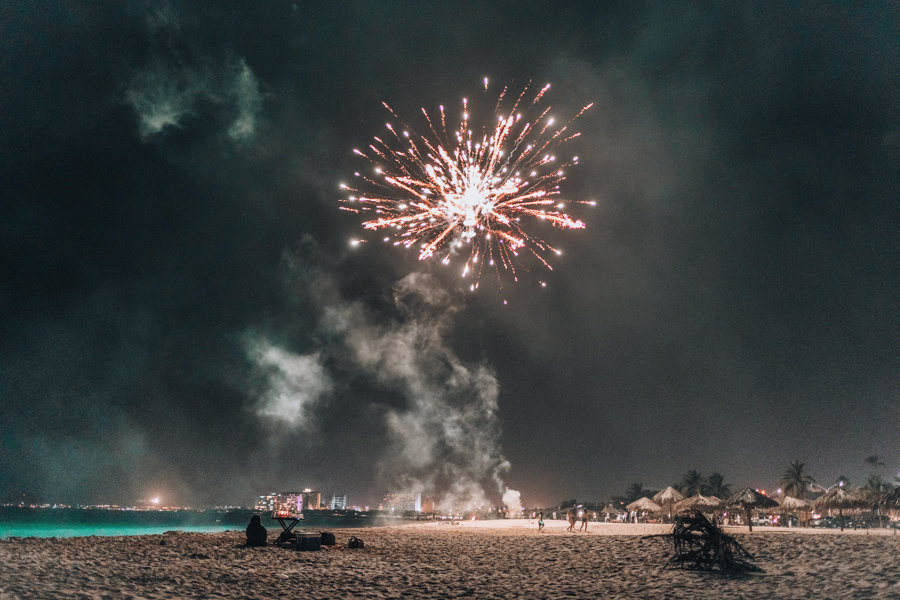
[1,520,898,599]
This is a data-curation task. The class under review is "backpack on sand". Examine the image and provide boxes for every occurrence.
[348,536,364,549]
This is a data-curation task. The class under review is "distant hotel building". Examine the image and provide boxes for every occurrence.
[329,494,348,510]
[273,491,304,516]
[381,491,422,512]
[303,489,322,510]
[255,489,321,515]
[254,493,277,513]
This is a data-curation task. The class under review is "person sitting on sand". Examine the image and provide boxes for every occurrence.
[246,514,267,547]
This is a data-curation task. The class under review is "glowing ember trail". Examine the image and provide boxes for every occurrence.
[340,80,594,290]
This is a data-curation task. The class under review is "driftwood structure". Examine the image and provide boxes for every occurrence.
[646,510,762,572]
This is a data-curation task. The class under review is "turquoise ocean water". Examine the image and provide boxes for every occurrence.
[0,522,236,538]
[0,508,381,539]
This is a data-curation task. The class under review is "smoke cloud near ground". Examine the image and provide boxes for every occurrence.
[248,271,518,510]
[502,489,523,518]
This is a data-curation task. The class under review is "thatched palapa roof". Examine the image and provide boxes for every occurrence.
[599,504,622,516]
[725,487,778,532]
[652,486,684,506]
[727,487,779,510]
[673,494,722,514]
[626,497,661,513]
[776,495,812,512]
[812,485,870,512]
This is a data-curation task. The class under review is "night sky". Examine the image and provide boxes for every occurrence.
[2,1,898,508]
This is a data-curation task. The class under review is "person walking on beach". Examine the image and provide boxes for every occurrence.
[566,509,576,532]
[579,509,589,532]
[538,511,545,532]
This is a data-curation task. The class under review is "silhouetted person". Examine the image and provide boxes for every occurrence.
[246,514,267,547]
[579,510,589,532]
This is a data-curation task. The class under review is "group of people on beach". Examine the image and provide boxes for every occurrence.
[533,509,591,532]
[565,509,590,532]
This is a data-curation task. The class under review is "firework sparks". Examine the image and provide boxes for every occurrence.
[340,80,593,289]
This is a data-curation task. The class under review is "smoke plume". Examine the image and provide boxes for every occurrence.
[247,340,332,429]
[125,6,262,142]
[249,269,517,510]
[502,489,523,518]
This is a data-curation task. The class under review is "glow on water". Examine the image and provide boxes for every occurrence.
[0,510,379,538]
[0,523,234,539]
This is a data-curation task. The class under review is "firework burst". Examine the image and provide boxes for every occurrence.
[340,80,593,290]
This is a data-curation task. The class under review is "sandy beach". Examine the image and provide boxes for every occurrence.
[1,520,898,599]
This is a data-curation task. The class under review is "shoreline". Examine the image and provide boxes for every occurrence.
[1,521,898,599]
[439,518,900,536]
[2,517,896,540]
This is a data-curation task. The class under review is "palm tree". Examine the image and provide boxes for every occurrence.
[862,474,891,528]
[864,455,886,471]
[624,483,657,503]
[779,461,815,500]
[677,470,706,497]
[861,474,891,503]
[625,483,645,503]
[704,472,732,499]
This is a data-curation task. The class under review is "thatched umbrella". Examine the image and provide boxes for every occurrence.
[673,494,723,516]
[653,486,685,521]
[626,497,661,518]
[813,485,870,531]
[599,504,621,521]
[726,488,778,532]
[777,495,811,510]
[775,495,812,526]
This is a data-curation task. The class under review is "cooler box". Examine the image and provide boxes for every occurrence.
[296,533,321,551]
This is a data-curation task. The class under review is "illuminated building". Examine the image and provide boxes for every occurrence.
[382,491,422,512]
[254,493,277,513]
[329,494,347,510]
[302,489,322,510]
[273,492,304,517]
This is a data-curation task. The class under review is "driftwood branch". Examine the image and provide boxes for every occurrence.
[643,509,762,573]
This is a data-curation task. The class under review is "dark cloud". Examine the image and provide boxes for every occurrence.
[2,1,898,507]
